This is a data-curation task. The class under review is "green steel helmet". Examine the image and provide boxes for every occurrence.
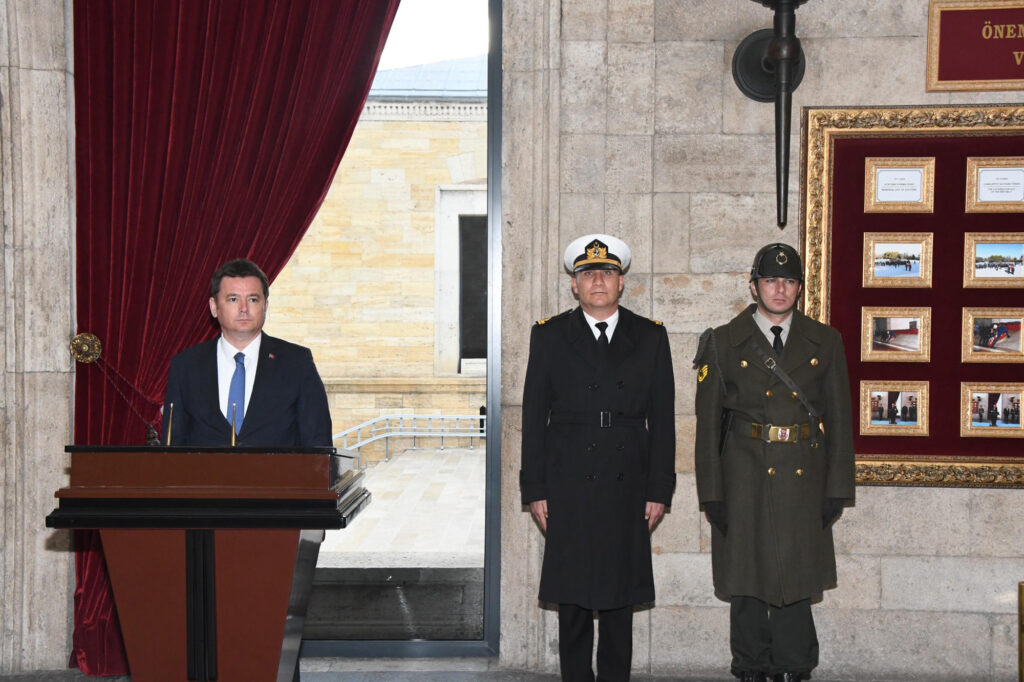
[750,242,804,282]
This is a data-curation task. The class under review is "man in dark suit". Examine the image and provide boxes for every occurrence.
[162,258,332,447]
[694,243,855,682]
[520,234,676,682]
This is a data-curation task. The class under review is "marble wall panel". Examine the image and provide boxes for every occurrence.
[651,192,689,274]
[608,43,655,135]
[835,485,973,557]
[8,0,65,70]
[653,134,775,194]
[560,133,606,194]
[648,605,731,678]
[819,554,882,611]
[968,488,1024,559]
[688,193,801,274]
[674,414,695,473]
[814,609,992,680]
[561,41,606,134]
[881,556,1024,615]
[653,272,751,334]
[654,41,724,135]
[653,0,762,42]
[608,0,654,44]
[605,134,652,194]
[668,331,697,415]
[652,552,718,607]
[560,0,606,41]
[650,471,701,554]
[604,193,652,273]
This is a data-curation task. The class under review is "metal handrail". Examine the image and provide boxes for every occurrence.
[332,413,486,466]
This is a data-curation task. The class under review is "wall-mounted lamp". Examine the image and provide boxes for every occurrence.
[732,0,809,228]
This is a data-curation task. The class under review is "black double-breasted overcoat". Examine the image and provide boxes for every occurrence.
[694,305,854,606]
[520,306,676,610]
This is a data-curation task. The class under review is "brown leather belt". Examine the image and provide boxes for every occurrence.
[731,417,812,443]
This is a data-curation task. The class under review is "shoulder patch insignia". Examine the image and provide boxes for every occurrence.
[536,316,551,325]
[697,364,709,383]
[648,317,663,326]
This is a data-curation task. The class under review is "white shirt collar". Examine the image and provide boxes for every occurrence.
[582,308,620,341]
[752,308,793,347]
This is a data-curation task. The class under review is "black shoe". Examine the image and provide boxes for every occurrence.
[773,673,803,682]
[739,672,767,682]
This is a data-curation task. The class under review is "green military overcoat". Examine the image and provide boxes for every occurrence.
[694,304,855,606]
[520,306,676,610]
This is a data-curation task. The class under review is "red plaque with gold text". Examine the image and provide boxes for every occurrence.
[928,0,1024,91]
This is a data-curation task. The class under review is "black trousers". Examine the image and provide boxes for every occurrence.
[558,603,633,682]
[730,596,818,676]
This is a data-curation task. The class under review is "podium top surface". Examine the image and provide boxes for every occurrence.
[66,445,337,455]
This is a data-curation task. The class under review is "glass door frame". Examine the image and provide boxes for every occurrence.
[302,0,502,658]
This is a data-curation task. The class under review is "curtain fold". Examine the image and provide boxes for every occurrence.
[71,0,400,673]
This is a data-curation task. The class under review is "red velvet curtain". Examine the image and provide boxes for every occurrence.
[71,0,400,673]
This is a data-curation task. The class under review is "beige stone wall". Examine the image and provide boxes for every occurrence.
[0,0,76,672]
[264,104,488,458]
[501,1,1024,679]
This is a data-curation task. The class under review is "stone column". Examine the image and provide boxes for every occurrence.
[0,0,76,672]
[500,0,563,672]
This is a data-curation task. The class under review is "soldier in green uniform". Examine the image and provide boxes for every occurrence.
[693,243,855,682]
[520,234,676,682]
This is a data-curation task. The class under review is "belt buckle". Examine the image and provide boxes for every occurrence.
[768,425,796,442]
[600,410,611,428]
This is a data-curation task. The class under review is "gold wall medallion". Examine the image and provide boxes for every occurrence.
[70,333,103,364]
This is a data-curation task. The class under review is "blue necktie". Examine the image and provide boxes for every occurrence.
[228,351,245,434]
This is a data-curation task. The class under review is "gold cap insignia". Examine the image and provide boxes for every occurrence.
[776,251,788,265]
[697,364,709,382]
[587,241,608,260]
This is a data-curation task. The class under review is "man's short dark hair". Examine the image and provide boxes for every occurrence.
[210,259,270,298]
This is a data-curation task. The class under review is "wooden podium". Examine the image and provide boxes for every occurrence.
[46,446,370,682]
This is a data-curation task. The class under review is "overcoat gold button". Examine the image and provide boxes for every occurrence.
[796,468,804,476]
[791,391,799,398]
[765,389,773,397]
[740,360,748,368]
[767,467,776,476]
[810,358,819,366]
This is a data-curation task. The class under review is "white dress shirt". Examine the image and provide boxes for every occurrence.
[582,308,620,342]
[216,334,261,422]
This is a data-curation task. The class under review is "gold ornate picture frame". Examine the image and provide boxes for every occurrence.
[861,307,932,362]
[961,307,1024,362]
[864,157,936,212]
[961,382,1024,437]
[802,105,1024,487]
[963,232,1024,287]
[965,157,1024,212]
[862,232,934,288]
[860,381,929,437]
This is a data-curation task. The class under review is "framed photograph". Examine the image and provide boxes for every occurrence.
[965,157,1024,212]
[961,383,1024,438]
[862,233,934,288]
[864,157,936,213]
[860,381,929,437]
[961,308,1024,362]
[803,105,1024,487]
[963,233,1024,288]
[861,307,932,363]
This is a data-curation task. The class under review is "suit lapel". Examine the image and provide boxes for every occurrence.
[781,312,822,374]
[729,305,775,380]
[568,308,607,370]
[200,340,224,424]
[241,333,276,434]
[606,308,636,367]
